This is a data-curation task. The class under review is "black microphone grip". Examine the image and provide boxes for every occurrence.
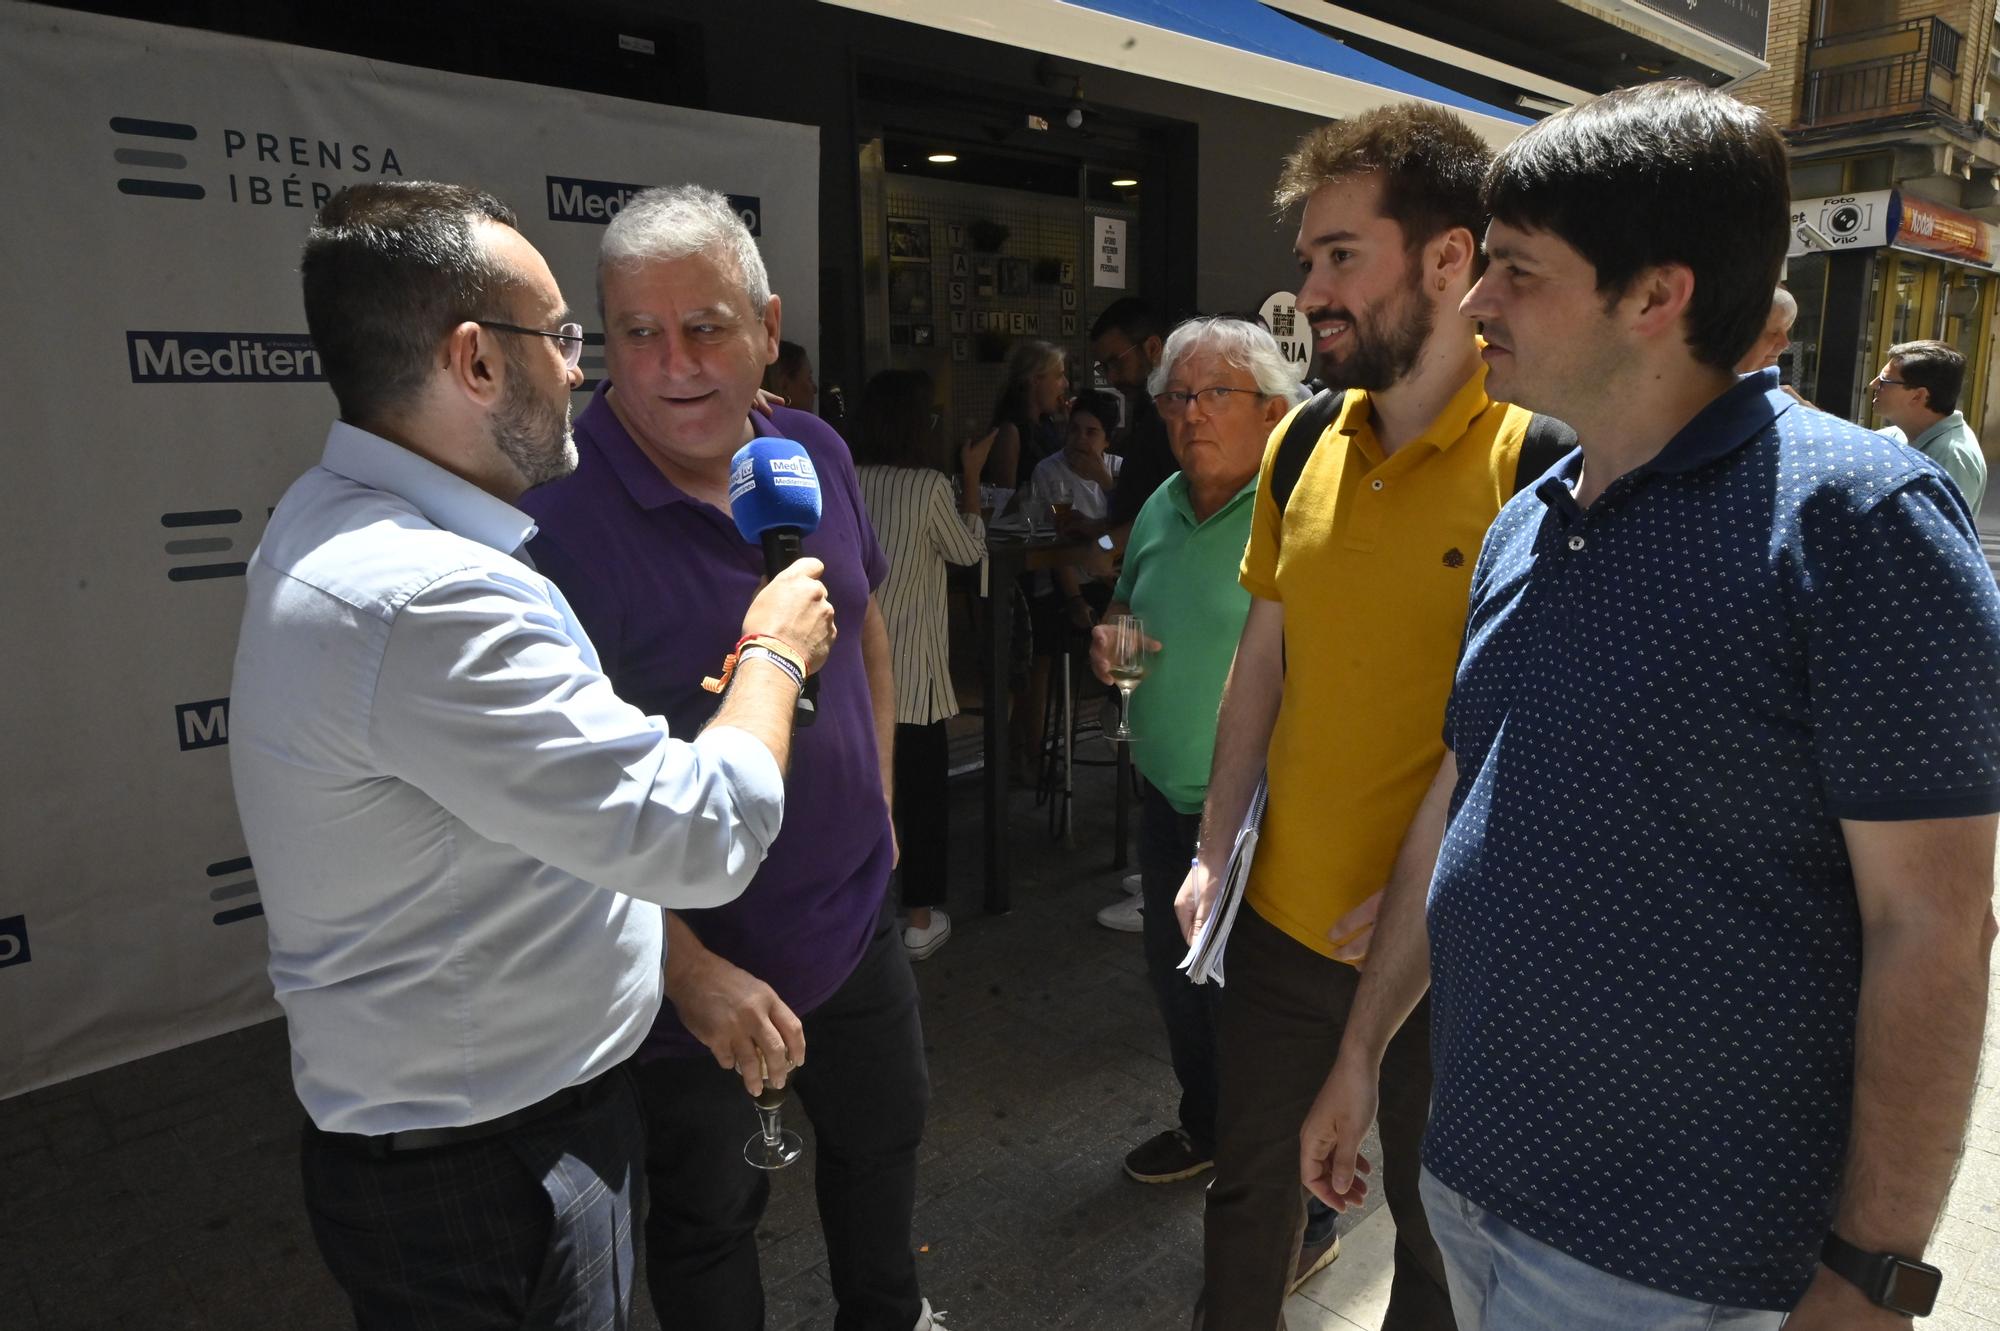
[759,528,818,727]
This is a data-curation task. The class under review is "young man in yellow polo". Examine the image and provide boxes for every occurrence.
[1176,105,1541,1330]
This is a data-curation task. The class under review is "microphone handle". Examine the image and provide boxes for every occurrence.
[759,529,818,728]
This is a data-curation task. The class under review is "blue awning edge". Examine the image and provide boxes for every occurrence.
[1064,0,1531,125]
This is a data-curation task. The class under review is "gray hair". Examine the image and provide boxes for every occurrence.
[1150,317,1309,403]
[598,184,771,314]
[1770,286,1797,329]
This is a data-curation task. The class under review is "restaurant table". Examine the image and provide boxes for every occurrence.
[979,531,1105,913]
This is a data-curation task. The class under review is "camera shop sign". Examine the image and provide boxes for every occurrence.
[1788,191,1894,255]
[1790,190,1998,269]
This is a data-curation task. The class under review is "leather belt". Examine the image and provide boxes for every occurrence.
[327,1069,614,1159]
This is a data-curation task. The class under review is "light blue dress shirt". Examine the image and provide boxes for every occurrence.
[231,422,786,1134]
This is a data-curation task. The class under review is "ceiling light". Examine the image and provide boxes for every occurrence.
[1514,93,1570,115]
[1111,178,1138,188]
[927,152,958,164]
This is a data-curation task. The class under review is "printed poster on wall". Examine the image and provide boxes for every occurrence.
[1093,215,1127,289]
[0,0,820,1101]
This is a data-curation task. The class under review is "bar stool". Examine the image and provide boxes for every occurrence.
[1035,624,1114,842]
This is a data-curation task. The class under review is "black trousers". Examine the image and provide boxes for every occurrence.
[1138,781,1220,1152]
[300,1070,645,1331]
[633,911,930,1331]
[891,720,950,910]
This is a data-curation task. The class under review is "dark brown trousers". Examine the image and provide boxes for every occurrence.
[1197,905,1456,1331]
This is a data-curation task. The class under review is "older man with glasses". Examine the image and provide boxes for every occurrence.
[1088,319,1309,1198]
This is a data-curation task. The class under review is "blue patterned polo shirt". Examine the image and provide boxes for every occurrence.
[1427,369,2000,1310]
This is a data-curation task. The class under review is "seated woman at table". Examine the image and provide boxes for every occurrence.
[853,369,995,961]
[985,339,1070,488]
[1027,389,1124,632]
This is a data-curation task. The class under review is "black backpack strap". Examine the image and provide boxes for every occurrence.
[1512,412,1577,496]
[1270,388,1344,516]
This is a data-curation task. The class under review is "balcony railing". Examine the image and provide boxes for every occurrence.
[1801,16,1962,127]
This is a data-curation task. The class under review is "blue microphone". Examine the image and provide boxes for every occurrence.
[728,437,824,725]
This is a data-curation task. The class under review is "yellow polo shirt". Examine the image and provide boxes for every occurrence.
[1240,362,1530,960]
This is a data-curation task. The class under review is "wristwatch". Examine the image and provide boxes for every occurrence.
[1820,1232,1942,1317]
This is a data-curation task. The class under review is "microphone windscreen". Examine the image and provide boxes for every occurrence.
[728,436,824,541]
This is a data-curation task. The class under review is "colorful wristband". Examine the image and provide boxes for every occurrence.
[701,634,810,695]
[736,643,805,691]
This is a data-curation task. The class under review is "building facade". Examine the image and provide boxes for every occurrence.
[1735,0,2000,457]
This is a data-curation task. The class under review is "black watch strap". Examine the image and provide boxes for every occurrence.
[1821,1231,1942,1317]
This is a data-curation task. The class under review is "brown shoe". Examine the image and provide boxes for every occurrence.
[1289,1229,1342,1295]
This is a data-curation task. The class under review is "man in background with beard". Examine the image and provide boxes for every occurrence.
[1175,106,1540,1329]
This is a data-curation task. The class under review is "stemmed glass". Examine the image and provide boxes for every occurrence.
[1105,614,1149,743]
[744,1069,803,1170]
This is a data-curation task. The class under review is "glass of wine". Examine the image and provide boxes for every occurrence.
[744,1070,803,1171]
[1105,614,1148,743]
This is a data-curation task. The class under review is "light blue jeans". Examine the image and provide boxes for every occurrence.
[1419,1168,1787,1330]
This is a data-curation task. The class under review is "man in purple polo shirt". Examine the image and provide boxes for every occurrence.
[522,185,934,1331]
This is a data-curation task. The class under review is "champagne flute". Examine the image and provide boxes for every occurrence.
[1106,614,1148,743]
[744,1066,803,1170]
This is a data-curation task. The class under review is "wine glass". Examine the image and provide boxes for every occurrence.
[744,1071,803,1170]
[1105,614,1148,743]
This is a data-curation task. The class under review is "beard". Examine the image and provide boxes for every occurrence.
[492,349,578,491]
[1312,264,1434,393]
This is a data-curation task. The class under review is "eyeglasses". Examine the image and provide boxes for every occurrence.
[1869,374,1908,389]
[1153,385,1259,413]
[1092,342,1143,377]
[477,320,586,371]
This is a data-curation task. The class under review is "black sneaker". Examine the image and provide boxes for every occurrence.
[1123,1128,1214,1183]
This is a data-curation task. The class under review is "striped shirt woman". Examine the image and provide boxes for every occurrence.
[853,370,994,961]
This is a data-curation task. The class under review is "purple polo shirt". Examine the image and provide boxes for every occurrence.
[522,384,892,1059]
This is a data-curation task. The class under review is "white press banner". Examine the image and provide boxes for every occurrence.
[0,1,820,1099]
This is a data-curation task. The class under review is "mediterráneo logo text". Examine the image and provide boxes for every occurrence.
[128,331,323,384]
[548,176,761,234]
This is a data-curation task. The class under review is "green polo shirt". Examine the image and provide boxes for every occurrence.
[1113,472,1257,814]
[1886,411,1988,516]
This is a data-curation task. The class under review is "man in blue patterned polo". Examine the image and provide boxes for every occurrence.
[1297,81,2000,1330]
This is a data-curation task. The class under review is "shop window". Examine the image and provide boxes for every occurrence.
[858,136,1142,444]
[1791,161,1845,197]
[1787,255,1828,405]
[1848,155,1893,190]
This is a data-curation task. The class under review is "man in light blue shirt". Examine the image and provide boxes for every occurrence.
[1874,338,1988,514]
[230,180,836,1329]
